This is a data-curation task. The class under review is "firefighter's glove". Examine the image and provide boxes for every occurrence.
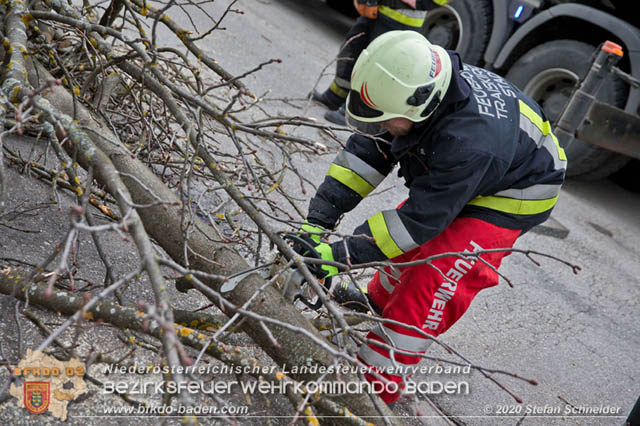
[299,222,326,244]
[292,224,340,280]
[313,242,340,279]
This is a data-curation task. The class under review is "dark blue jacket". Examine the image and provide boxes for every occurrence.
[308,52,566,264]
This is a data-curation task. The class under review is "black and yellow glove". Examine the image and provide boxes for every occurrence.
[294,222,339,279]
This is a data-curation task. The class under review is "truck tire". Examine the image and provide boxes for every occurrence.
[421,0,492,66]
[506,40,630,180]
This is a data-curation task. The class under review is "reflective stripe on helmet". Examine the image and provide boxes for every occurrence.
[348,31,453,122]
[368,210,419,258]
[360,82,378,108]
[378,6,426,27]
[347,89,385,119]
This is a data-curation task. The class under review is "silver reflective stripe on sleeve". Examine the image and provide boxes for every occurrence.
[371,324,434,353]
[519,115,545,148]
[494,183,562,200]
[542,133,567,171]
[333,151,386,188]
[519,100,567,170]
[382,209,419,254]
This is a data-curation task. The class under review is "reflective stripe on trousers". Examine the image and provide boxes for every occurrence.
[359,216,521,404]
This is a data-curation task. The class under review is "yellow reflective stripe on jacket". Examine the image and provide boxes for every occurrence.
[378,5,425,27]
[369,211,403,258]
[469,100,565,216]
[433,0,450,5]
[327,163,375,198]
[333,151,386,188]
[468,194,558,215]
[518,99,567,163]
[368,210,418,258]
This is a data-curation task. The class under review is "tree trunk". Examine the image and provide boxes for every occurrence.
[25,59,400,424]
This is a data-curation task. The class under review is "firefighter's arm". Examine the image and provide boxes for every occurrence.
[307,133,394,229]
[330,149,497,265]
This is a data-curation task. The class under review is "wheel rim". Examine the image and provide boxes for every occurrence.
[422,6,463,51]
[522,68,580,122]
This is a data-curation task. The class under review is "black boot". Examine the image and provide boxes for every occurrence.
[324,103,346,126]
[310,88,344,111]
[331,279,381,314]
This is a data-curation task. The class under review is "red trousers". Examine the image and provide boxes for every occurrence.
[357,217,521,403]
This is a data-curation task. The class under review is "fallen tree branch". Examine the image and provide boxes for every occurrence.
[21,28,399,425]
[0,268,390,425]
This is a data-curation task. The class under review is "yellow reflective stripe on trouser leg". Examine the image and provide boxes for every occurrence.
[330,81,349,99]
[467,194,558,215]
[327,163,375,198]
[378,6,426,27]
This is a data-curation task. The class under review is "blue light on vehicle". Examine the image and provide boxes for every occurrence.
[513,4,524,19]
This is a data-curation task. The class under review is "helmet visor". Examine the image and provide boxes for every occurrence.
[345,113,386,136]
[345,90,386,136]
[346,90,385,119]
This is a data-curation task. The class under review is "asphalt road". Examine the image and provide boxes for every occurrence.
[190,0,639,424]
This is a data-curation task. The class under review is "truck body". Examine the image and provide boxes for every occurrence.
[419,0,640,178]
[326,0,640,178]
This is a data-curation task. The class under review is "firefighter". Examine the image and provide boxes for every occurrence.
[311,0,450,125]
[296,30,567,404]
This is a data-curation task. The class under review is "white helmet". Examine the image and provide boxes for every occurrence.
[346,30,453,135]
